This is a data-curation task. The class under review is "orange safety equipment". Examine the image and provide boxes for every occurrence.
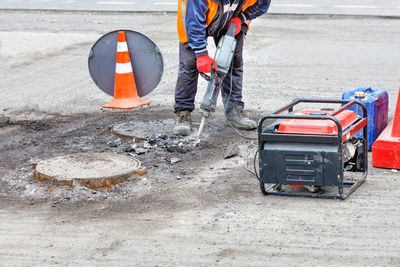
[103,31,151,109]
[227,17,243,36]
[177,0,260,44]
[196,54,219,73]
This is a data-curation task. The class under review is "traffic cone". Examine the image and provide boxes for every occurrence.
[103,31,151,109]
[372,88,400,169]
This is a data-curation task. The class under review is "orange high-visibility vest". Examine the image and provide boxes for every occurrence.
[177,0,258,44]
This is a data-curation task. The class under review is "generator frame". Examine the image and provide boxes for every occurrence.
[258,99,368,200]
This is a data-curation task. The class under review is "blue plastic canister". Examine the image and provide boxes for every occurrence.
[342,87,388,150]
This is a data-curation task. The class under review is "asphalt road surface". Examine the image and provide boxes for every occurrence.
[0,0,400,16]
[1,10,400,265]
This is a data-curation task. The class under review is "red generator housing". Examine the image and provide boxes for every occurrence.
[258,99,368,199]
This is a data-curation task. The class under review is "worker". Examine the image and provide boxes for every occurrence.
[173,0,271,136]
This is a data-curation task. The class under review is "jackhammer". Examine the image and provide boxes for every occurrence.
[197,23,237,139]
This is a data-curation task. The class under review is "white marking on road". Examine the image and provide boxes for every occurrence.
[116,63,133,74]
[333,5,377,9]
[272,4,315,8]
[97,1,134,5]
[154,2,177,5]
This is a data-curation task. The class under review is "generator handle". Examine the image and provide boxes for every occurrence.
[330,100,367,118]
[266,98,367,117]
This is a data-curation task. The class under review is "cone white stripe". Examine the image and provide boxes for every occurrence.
[116,62,133,74]
[117,42,129,52]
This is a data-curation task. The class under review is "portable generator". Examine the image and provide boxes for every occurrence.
[258,99,368,199]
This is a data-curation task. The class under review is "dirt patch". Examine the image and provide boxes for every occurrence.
[0,106,260,212]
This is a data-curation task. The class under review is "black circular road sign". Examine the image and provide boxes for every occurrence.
[88,30,164,97]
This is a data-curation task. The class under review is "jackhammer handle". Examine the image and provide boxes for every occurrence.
[200,72,211,81]
[199,65,216,81]
[227,23,236,37]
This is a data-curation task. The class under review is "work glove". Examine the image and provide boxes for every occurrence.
[196,54,218,73]
[227,17,242,36]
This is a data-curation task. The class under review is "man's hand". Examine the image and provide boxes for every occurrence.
[196,54,218,73]
[227,17,242,36]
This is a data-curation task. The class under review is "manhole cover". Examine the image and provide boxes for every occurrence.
[35,152,144,190]
[112,119,175,141]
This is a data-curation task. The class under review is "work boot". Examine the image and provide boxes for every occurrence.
[225,106,257,130]
[173,110,192,136]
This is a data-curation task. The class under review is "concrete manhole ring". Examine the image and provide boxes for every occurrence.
[35,152,144,190]
[112,119,175,141]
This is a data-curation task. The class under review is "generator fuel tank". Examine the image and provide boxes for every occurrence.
[277,109,359,136]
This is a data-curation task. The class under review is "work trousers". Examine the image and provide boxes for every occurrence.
[174,31,245,113]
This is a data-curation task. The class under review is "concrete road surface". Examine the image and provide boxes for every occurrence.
[1,10,400,266]
[0,0,400,16]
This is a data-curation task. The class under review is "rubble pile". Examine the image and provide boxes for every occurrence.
[107,133,204,156]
